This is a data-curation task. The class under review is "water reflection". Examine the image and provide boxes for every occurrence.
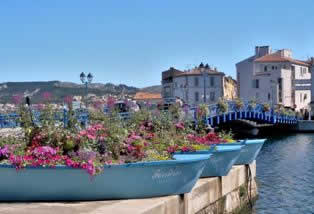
[253,134,314,214]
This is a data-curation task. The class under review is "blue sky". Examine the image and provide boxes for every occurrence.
[1,0,314,88]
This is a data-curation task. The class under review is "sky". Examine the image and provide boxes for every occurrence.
[0,0,314,88]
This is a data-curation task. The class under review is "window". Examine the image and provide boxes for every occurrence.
[304,93,308,101]
[175,82,177,88]
[210,91,215,101]
[278,78,282,90]
[264,66,268,71]
[164,86,171,98]
[252,79,259,88]
[194,77,199,87]
[210,76,215,87]
[291,65,295,72]
[268,93,271,101]
[195,92,199,102]
[272,66,275,70]
[279,91,282,103]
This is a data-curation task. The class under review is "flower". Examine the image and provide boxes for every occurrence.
[12,94,23,105]
[175,122,185,130]
[42,92,52,101]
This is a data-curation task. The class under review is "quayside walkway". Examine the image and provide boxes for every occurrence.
[0,162,256,214]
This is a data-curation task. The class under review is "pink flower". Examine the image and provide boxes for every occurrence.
[175,122,185,130]
[12,94,23,105]
[107,96,116,109]
[42,92,52,101]
[64,96,73,105]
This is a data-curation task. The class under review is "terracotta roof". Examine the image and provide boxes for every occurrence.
[134,92,162,100]
[255,53,309,66]
[175,68,224,77]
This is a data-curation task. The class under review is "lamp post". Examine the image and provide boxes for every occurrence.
[201,67,207,103]
[80,72,93,107]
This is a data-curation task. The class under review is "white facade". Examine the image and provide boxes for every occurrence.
[237,46,311,112]
[172,73,224,106]
[162,65,227,106]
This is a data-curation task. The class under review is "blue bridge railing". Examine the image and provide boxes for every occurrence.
[198,101,299,127]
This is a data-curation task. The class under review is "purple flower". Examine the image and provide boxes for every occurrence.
[77,151,97,161]
[33,146,57,157]
[0,145,10,157]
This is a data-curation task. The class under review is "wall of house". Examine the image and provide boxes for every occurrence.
[223,77,237,100]
[173,74,224,106]
[236,57,255,102]
[293,64,311,111]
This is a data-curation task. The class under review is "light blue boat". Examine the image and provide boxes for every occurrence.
[0,156,210,201]
[173,145,242,177]
[219,139,266,165]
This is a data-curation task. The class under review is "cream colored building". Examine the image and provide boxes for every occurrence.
[162,63,237,106]
[237,46,311,112]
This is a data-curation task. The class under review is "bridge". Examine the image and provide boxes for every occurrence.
[0,101,300,129]
[199,101,299,127]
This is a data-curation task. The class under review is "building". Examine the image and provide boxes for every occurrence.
[133,92,162,104]
[237,46,311,112]
[161,63,237,106]
[309,58,314,117]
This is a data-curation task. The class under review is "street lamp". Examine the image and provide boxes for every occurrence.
[80,72,93,107]
[200,67,207,103]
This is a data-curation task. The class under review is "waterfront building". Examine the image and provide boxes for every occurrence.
[161,63,237,106]
[133,92,162,104]
[237,46,311,112]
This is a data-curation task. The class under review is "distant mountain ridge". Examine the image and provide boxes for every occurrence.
[0,81,161,103]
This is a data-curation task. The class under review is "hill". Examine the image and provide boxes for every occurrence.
[0,81,160,104]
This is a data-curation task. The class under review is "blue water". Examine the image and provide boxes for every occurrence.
[253,134,314,214]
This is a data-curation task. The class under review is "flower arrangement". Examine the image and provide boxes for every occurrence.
[262,103,271,112]
[234,98,244,111]
[0,99,233,176]
[248,98,257,111]
[217,98,228,113]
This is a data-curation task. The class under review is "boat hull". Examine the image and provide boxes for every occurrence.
[0,158,208,201]
[221,139,266,165]
[173,145,242,177]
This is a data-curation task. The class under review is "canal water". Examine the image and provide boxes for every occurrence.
[253,133,314,214]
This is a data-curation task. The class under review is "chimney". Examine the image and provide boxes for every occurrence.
[255,46,271,57]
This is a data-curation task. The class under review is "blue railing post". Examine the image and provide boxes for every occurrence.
[63,107,68,128]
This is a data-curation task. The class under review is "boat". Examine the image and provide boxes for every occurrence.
[219,139,266,165]
[0,156,210,201]
[173,145,242,177]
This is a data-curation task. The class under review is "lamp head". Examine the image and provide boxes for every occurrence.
[87,73,93,83]
[80,72,86,83]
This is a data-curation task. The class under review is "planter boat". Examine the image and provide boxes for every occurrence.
[0,156,210,201]
[173,145,242,177]
[220,139,266,165]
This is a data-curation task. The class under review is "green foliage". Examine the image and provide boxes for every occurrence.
[262,103,271,112]
[248,97,257,110]
[234,98,244,110]
[218,130,235,142]
[217,98,228,113]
